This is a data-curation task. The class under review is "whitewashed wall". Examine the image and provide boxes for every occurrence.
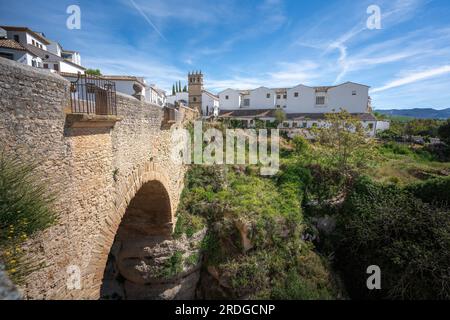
[249,87,276,109]
[218,89,241,110]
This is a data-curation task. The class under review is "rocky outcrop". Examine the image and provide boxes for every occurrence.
[101,229,206,300]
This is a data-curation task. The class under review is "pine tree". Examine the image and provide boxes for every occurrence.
[183,85,187,92]
[172,84,175,95]
[179,81,182,93]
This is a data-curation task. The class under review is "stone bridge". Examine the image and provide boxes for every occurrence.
[0,58,194,299]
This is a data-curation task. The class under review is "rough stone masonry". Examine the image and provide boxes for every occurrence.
[0,58,190,299]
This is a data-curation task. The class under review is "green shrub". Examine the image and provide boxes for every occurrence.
[0,152,57,283]
[405,176,450,205]
[335,176,450,299]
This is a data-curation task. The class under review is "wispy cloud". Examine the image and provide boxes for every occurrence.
[372,65,450,93]
[129,0,167,41]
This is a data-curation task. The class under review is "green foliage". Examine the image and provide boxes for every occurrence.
[173,211,206,239]
[405,176,450,205]
[438,119,450,145]
[160,251,184,279]
[334,176,450,299]
[274,109,287,124]
[312,110,377,181]
[0,152,57,283]
[271,267,334,300]
[177,163,340,299]
[85,68,101,76]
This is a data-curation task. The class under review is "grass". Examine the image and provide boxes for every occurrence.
[365,142,450,185]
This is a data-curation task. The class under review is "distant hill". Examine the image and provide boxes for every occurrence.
[376,108,450,119]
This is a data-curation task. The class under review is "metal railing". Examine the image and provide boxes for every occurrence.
[69,73,117,115]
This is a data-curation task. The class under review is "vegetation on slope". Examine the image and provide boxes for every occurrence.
[0,151,57,284]
[175,112,450,300]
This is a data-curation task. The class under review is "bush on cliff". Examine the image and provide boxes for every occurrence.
[334,176,450,300]
[0,151,57,283]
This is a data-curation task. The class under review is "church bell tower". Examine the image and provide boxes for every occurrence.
[188,71,203,114]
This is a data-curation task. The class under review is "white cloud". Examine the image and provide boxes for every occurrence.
[371,65,450,93]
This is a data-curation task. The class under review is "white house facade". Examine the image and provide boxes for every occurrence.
[216,81,389,136]
[218,82,371,114]
[0,26,85,74]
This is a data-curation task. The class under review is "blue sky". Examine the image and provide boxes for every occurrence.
[1,0,450,109]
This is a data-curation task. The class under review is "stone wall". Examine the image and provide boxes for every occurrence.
[0,58,187,299]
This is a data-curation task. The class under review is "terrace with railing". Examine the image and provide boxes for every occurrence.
[69,73,117,115]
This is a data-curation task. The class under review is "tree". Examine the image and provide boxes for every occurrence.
[312,109,376,182]
[172,84,176,96]
[85,68,101,76]
[438,119,450,145]
[183,85,187,92]
[274,109,286,124]
[179,81,182,93]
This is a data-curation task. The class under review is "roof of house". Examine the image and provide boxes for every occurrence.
[286,113,377,121]
[203,90,219,99]
[218,109,377,121]
[0,39,28,51]
[100,75,146,86]
[219,109,277,118]
[0,26,51,45]
[24,44,86,70]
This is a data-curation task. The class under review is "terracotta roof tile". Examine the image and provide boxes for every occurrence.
[0,39,27,51]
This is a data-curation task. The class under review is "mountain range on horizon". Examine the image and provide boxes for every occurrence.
[375,108,450,119]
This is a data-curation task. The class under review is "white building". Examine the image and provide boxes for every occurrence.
[217,81,389,136]
[167,92,189,106]
[0,26,85,74]
[218,82,371,114]
[146,84,167,107]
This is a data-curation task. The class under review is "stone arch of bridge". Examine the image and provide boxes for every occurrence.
[86,163,175,299]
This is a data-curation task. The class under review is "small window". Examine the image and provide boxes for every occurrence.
[283,105,287,109]
[312,123,318,128]
[13,35,19,42]
[302,122,307,128]
[31,60,37,67]
[283,122,289,128]
[43,64,48,69]
[352,90,357,96]
[266,93,271,99]
[316,96,325,105]
[368,123,374,130]
[243,99,250,107]
[193,97,197,102]
[277,94,281,99]
[294,92,299,97]
[32,39,35,45]
[225,95,229,100]
[277,105,280,108]
[53,64,59,71]
[283,94,287,99]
